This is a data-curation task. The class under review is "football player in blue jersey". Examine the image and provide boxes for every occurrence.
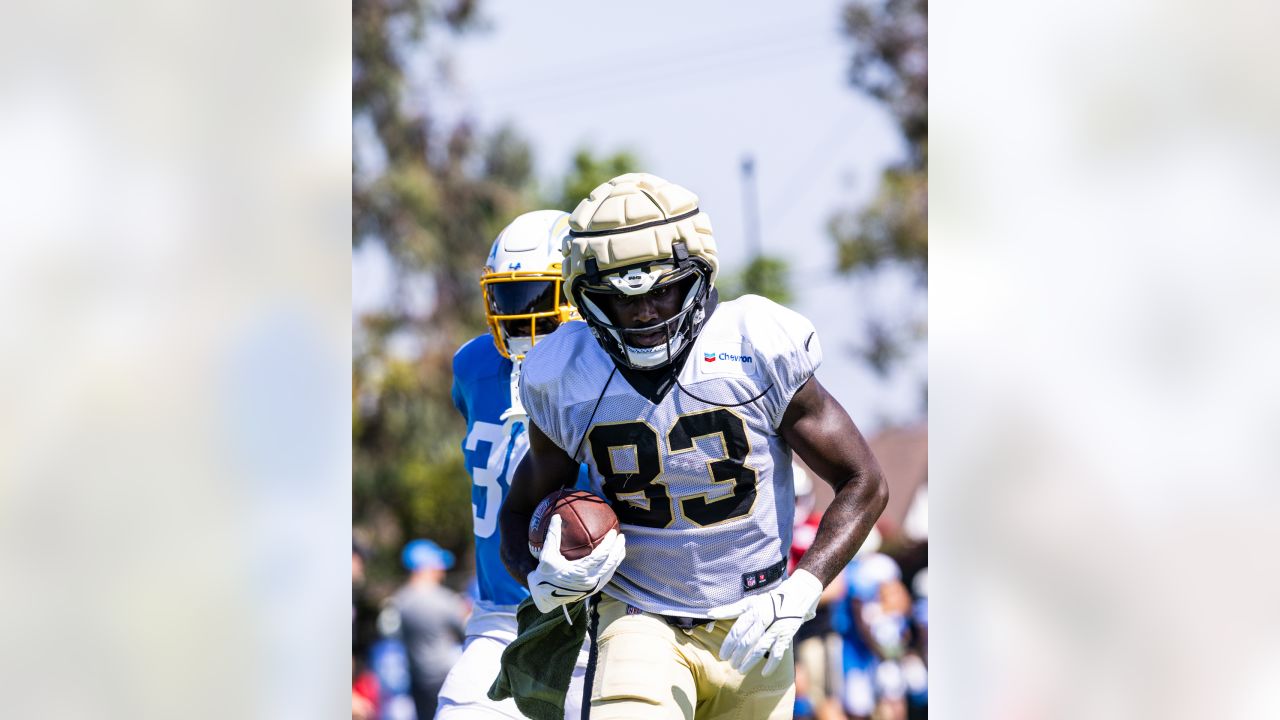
[839,551,911,720]
[499,174,889,720]
[436,210,591,719]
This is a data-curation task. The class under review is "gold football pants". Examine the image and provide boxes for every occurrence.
[585,595,795,719]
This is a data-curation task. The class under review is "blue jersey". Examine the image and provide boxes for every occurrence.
[451,335,588,608]
[837,554,898,669]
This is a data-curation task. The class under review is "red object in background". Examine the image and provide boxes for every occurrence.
[352,670,380,716]
[789,510,822,573]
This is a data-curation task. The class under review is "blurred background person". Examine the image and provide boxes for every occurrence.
[850,424,927,719]
[836,540,907,720]
[791,463,852,720]
[353,540,382,719]
[867,569,913,720]
[353,540,379,662]
[904,569,928,719]
[370,608,417,720]
[353,661,380,720]
[388,539,467,720]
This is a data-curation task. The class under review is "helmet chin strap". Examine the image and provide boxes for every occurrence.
[620,296,707,369]
[621,318,687,368]
[506,335,534,359]
[499,357,527,431]
[585,273,705,370]
[623,340,675,368]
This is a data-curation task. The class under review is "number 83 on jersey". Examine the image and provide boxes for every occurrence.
[586,408,758,530]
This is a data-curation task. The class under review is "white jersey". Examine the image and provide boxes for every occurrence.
[521,294,824,617]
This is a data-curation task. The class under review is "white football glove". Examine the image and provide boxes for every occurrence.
[527,514,626,614]
[718,569,824,676]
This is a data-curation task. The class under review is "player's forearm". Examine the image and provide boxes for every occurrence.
[780,376,887,586]
[498,486,538,588]
[795,468,888,587]
[502,422,583,588]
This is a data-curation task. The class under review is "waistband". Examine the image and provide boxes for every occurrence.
[601,594,720,632]
[657,613,716,631]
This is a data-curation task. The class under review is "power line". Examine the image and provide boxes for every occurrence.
[762,106,863,233]
[481,37,828,98]
[470,9,839,97]
[475,41,843,114]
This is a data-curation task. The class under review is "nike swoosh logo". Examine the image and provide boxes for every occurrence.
[538,580,596,593]
[550,590,582,598]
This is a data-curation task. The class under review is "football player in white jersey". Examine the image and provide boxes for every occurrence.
[498,174,889,719]
[437,210,594,719]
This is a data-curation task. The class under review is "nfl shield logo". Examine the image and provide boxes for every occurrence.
[745,576,757,588]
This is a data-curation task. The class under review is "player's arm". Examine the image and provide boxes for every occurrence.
[497,420,582,588]
[781,376,889,586]
[499,421,627,612]
[719,375,887,675]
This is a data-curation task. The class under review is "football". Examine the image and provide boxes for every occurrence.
[528,489,618,561]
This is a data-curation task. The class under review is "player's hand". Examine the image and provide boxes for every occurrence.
[718,569,824,676]
[527,515,626,614]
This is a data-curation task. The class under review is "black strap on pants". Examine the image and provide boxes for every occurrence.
[580,595,601,719]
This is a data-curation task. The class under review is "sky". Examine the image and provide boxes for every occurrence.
[355,0,927,431]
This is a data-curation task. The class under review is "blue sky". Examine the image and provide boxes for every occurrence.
[355,0,927,430]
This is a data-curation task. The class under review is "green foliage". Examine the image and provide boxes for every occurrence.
[835,0,927,284]
[550,148,641,213]
[832,0,927,392]
[831,160,927,278]
[717,255,793,305]
[353,344,475,589]
[842,0,927,162]
[352,0,538,593]
[487,125,536,190]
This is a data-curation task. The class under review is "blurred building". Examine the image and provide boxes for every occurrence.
[803,422,928,589]
[807,423,927,542]
[870,423,928,593]
[868,424,927,543]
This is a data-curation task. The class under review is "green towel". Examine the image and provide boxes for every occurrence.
[488,597,590,720]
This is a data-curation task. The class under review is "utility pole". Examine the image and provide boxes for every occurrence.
[740,154,762,261]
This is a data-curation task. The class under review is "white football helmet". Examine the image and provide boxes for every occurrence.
[563,173,719,370]
[481,210,578,360]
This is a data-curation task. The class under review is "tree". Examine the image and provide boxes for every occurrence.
[549,148,642,213]
[831,0,927,393]
[353,0,539,593]
[843,0,927,164]
[716,256,793,306]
